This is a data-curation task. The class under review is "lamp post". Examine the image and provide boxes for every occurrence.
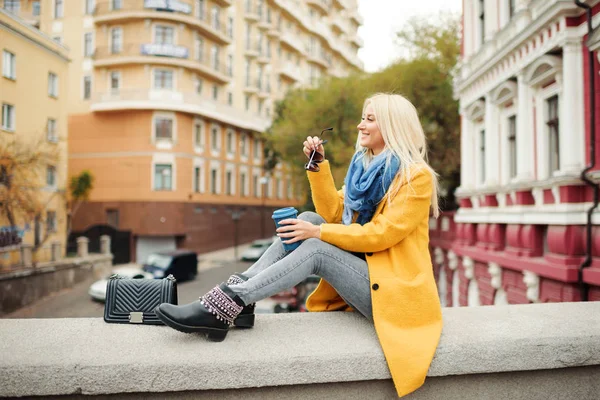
[259,176,269,238]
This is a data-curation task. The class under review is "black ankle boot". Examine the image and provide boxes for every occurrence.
[227,273,256,328]
[154,283,244,342]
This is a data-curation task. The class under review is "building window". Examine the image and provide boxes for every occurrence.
[112,0,122,10]
[2,50,16,80]
[110,27,122,53]
[54,0,63,18]
[3,0,20,13]
[154,164,172,190]
[211,44,219,70]
[110,71,120,93]
[194,166,202,193]
[154,25,174,45]
[227,16,234,37]
[240,134,248,156]
[254,138,261,158]
[508,115,517,179]
[211,6,220,30]
[479,129,485,184]
[154,117,173,141]
[48,72,58,97]
[194,121,204,147]
[245,59,251,86]
[106,209,119,228]
[547,95,560,174]
[32,1,40,15]
[240,172,247,196]
[227,92,233,105]
[210,168,218,194]
[225,170,232,195]
[84,32,93,57]
[211,126,220,150]
[212,84,218,100]
[253,175,259,197]
[85,0,95,14]
[195,75,203,94]
[227,130,234,154]
[47,165,57,187]
[195,0,205,19]
[46,211,57,234]
[245,94,250,111]
[47,118,58,142]
[83,75,92,99]
[195,35,204,61]
[478,0,485,45]
[227,54,233,76]
[245,22,251,50]
[1,103,15,131]
[509,0,516,18]
[154,69,173,89]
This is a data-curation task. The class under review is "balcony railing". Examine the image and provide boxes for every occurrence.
[90,89,269,132]
[279,63,302,82]
[94,43,230,81]
[94,0,231,43]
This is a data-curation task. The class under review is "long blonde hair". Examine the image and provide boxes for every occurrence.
[355,93,440,218]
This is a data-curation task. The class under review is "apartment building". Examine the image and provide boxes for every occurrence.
[0,7,69,267]
[430,0,600,306]
[12,0,362,262]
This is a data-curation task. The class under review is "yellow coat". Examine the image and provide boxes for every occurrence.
[305,160,442,398]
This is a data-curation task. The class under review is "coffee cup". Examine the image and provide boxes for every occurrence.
[272,207,302,251]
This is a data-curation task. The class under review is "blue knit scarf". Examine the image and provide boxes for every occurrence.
[342,151,401,225]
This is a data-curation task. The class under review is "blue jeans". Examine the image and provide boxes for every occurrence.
[228,212,373,321]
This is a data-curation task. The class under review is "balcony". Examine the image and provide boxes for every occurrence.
[280,31,305,54]
[307,53,330,69]
[307,0,330,15]
[94,43,231,84]
[244,5,260,22]
[90,89,269,132]
[94,0,231,45]
[3,7,40,27]
[331,19,345,34]
[350,34,363,47]
[279,63,302,82]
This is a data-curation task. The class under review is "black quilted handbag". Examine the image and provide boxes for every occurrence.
[104,274,178,325]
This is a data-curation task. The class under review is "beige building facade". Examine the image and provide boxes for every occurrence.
[0,7,69,268]
[8,0,362,262]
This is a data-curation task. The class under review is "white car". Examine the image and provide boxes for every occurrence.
[240,238,275,261]
[88,266,154,302]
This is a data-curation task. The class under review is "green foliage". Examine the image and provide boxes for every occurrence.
[69,170,94,201]
[266,12,461,210]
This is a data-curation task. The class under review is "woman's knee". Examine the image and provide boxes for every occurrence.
[298,211,325,225]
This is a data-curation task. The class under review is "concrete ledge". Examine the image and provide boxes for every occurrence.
[1,302,600,399]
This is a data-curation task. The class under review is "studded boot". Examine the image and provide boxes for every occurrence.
[227,273,256,328]
[154,283,244,342]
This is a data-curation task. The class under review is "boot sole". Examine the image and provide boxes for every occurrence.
[234,313,255,328]
[154,306,228,342]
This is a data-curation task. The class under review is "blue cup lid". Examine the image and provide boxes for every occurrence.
[272,207,297,219]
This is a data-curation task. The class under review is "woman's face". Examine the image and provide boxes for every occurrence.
[357,103,386,155]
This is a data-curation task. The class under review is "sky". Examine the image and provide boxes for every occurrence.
[357,0,463,72]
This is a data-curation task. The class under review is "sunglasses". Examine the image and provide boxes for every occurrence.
[304,127,332,172]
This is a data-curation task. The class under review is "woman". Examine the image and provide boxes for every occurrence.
[155,93,443,398]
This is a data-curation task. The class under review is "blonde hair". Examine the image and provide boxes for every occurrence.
[355,93,440,218]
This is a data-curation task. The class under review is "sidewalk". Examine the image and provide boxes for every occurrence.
[197,242,254,271]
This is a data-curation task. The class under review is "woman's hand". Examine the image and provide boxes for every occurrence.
[276,219,321,244]
[303,136,325,159]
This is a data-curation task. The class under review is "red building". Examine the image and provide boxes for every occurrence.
[436,0,600,306]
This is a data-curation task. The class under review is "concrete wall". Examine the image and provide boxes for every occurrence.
[0,254,112,316]
[1,302,599,399]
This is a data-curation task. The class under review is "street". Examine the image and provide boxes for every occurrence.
[5,261,277,319]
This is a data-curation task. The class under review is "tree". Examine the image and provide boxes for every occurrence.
[66,170,94,241]
[266,13,461,210]
[0,136,60,250]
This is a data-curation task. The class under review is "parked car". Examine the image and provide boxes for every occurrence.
[142,249,198,282]
[241,238,275,261]
[88,266,153,302]
[271,275,320,313]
